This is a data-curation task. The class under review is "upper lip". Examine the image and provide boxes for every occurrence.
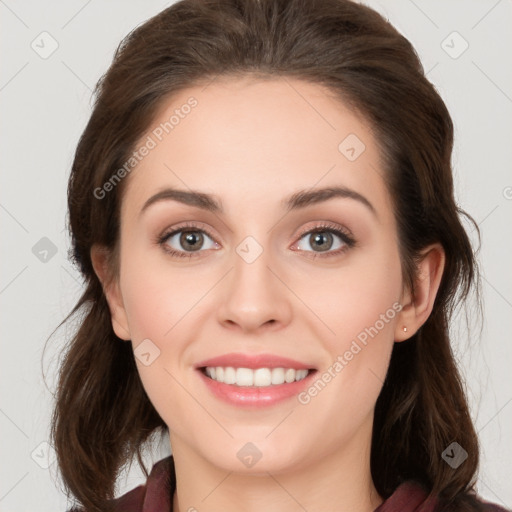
[195,352,315,370]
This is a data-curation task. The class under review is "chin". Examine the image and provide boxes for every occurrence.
[199,437,307,475]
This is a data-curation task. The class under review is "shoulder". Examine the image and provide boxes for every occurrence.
[66,456,175,512]
[476,496,511,512]
[104,484,147,512]
[375,480,511,512]
[111,455,175,512]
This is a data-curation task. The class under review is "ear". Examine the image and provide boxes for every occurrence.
[394,243,445,342]
[90,244,131,341]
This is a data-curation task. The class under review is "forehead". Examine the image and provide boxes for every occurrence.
[121,76,392,222]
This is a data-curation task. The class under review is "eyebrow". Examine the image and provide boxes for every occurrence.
[139,185,376,217]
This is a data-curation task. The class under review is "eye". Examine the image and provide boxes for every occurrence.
[157,222,219,258]
[292,222,356,258]
[157,221,356,260]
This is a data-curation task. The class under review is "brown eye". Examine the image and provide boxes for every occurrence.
[178,231,204,252]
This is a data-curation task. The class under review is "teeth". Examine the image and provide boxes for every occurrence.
[204,367,310,387]
[285,368,296,383]
[224,367,236,384]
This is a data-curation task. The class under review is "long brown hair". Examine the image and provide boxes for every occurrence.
[47,0,484,510]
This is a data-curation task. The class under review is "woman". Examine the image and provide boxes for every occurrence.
[50,0,510,511]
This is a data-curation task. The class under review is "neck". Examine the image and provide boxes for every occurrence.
[170,423,383,512]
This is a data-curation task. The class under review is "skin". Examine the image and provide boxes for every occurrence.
[92,76,445,512]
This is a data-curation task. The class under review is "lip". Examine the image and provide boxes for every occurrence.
[194,352,317,408]
[197,367,317,408]
[195,352,315,370]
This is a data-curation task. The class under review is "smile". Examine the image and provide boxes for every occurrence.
[195,352,318,406]
[202,366,311,387]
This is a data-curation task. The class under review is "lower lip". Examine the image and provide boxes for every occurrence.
[197,369,317,407]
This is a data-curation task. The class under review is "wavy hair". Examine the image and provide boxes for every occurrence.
[47,0,484,510]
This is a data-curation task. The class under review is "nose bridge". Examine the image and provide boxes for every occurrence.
[216,234,292,332]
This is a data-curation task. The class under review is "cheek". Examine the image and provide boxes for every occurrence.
[291,246,402,409]
[291,245,402,346]
[119,265,192,430]
[119,237,196,341]
[116,243,208,427]
[117,226,403,440]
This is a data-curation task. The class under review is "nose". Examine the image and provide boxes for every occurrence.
[216,245,293,334]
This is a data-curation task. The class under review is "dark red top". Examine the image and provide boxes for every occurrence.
[69,455,511,511]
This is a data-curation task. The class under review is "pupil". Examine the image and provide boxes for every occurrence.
[181,231,202,251]
[312,232,332,251]
[177,231,333,253]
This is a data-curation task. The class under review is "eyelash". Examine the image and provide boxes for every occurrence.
[156,221,356,260]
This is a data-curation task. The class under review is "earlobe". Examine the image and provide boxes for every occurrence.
[90,244,131,341]
[394,243,446,342]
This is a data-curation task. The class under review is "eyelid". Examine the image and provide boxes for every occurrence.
[157,220,356,258]
[156,221,219,251]
[294,220,354,243]
[290,221,356,258]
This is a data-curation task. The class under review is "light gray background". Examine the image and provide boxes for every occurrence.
[1,0,511,510]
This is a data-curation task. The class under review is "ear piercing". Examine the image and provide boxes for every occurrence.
[403,326,407,332]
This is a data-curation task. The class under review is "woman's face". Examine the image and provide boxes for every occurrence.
[107,77,408,474]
